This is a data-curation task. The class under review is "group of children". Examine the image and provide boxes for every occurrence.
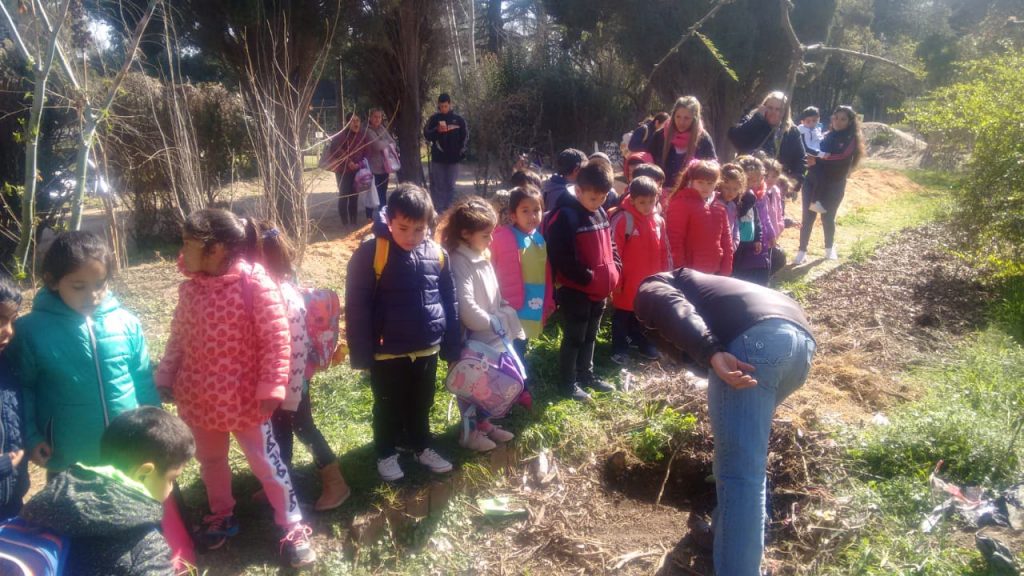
[0,125,800,573]
[0,212,345,571]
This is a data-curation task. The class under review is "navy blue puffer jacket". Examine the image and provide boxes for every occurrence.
[346,208,461,369]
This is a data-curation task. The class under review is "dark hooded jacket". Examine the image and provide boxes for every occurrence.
[20,464,173,576]
[345,207,461,369]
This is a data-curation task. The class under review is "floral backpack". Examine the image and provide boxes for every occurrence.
[303,288,345,379]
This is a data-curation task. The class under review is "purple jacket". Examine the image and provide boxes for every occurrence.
[734,189,776,271]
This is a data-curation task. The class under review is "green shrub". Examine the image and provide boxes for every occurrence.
[903,51,1024,266]
[629,403,697,463]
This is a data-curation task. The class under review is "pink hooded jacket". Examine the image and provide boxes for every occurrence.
[156,259,290,432]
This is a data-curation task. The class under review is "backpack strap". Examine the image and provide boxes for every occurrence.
[373,237,389,284]
[611,211,634,243]
[373,237,445,285]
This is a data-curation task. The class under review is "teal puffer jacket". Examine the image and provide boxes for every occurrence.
[12,289,158,471]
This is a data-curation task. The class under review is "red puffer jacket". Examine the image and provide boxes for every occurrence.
[666,187,734,276]
[611,197,670,311]
[156,259,290,432]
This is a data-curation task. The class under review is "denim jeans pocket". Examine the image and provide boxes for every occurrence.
[742,330,797,367]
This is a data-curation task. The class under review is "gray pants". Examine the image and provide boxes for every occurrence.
[429,161,460,212]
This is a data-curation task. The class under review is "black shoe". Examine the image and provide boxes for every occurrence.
[582,378,615,393]
[563,385,593,403]
[637,344,661,361]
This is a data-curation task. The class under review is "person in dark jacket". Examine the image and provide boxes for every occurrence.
[793,106,866,265]
[0,276,26,520]
[19,407,195,576]
[648,96,718,190]
[423,93,469,212]
[542,148,587,211]
[346,184,460,482]
[634,269,816,576]
[542,162,621,402]
[727,91,807,189]
[627,112,669,153]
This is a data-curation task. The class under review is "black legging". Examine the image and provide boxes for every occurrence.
[799,173,849,251]
[271,386,337,470]
[337,171,358,225]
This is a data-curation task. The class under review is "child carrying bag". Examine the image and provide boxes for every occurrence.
[445,317,527,420]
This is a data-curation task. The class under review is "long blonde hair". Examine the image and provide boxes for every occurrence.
[760,91,795,132]
[659,96,705,170]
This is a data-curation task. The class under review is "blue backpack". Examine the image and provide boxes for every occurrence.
[0,518,69,575]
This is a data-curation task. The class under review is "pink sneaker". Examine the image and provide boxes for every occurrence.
[487,426,515,443]
[460,430,497,452]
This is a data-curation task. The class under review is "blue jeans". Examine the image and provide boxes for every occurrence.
[429,161,460,212]
[708,319,815,576]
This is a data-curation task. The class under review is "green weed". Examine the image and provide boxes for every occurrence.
[629,403,697,463]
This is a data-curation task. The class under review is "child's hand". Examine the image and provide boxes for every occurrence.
[754,241,763,254]
[259,399,281,416]
[8,449,23,467]
[30,442,52,467]
[158,386,175,404]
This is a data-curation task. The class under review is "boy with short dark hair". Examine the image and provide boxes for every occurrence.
[542,148,587,210]
[543,162,621,402]
[346,184,461,482]
[18,407,195,576]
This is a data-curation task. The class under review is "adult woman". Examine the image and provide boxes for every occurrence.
[648,96,717,190]
[793,106,865,264]
[322,113,367,225]
[365,108,397,214]
[727,91,807,189]
[634,268,815,576]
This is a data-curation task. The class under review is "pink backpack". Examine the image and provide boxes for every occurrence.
[303,288,343,378]
[445,341,525,419]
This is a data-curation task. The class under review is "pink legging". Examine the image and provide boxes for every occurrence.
[192,420,302,528]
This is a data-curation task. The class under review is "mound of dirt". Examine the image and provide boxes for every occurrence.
[861,122,927,169]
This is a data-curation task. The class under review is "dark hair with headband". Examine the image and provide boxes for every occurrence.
[253,221,297,280]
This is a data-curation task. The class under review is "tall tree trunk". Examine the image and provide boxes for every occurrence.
[396,2,425,185]
[486,0,502,54]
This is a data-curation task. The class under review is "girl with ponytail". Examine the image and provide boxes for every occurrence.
[156,208,318,567]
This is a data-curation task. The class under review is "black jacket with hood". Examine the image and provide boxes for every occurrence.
[20,464,173,576]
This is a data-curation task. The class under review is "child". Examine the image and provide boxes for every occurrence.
[732,156,778,286]
[797,106,823,156]
[714,162,747,254]
[0,276,26,520]
[542,148,587,210]
[543,161,621,402]
[762,159,787,240]
[155,209,316,567]
[624,152,654,183]
[19,407,194,576]
[346,184,460,481]
[610,176,669,364]
[665,159,732,276]
[444,197,524,452]
[14,231,159,474]
[255,223,350,512]
[491,186,555,367]
[588,152,620,210]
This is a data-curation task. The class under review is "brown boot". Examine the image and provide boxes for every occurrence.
[314,461,351,512]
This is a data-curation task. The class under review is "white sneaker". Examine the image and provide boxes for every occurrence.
[825,247,839,260]
[792,250,807,265]
[377,454,404,482]
[810,201,827,214]
[459,430,496,452]
[416,448,453,473]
